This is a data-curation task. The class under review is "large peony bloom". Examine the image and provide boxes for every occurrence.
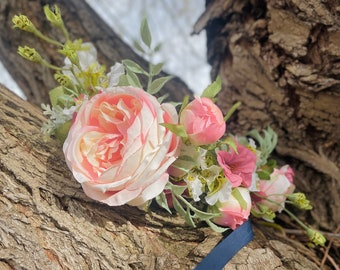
[63,86,180,206]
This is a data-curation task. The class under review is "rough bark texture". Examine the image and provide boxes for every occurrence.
[194,0,340,234]
[0,0,336,269]
[0,83,323,269]
[0,0,190,105]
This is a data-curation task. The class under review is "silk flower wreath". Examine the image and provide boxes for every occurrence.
[12,4,326,263]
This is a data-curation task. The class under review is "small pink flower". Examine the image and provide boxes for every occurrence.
[252,165,295,212]
[212,187,251,230]
[180,97,225,146]
[217,144,257,188]
[63,86,180,206]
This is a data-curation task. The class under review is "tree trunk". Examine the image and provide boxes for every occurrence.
[0,0,333,269]
[0,0,190,105]
[0,82,322,270]
[194,0,340,232]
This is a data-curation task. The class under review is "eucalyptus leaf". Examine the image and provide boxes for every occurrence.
[118,74,129,86]
[150,62,164,76]
[133,39,145,54]
[153,42,162,53]
[140,17,152,48]
[126,69,142,88]
[123,59,147,75]
[148,76,173,94]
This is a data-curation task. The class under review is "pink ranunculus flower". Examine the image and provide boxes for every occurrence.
[180,97,225,146]
[252,165,295,212]
[216,144,257,188]
[212,187,252,230]
[63,86,180,206]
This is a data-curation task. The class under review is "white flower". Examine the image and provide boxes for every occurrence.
[184,173,203,202]
[107,62,125,87]
[205,181,232,206]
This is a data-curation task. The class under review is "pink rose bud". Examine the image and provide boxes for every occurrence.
[63,86,180,206]
[180,97,225,145]
[252,165,295,212]
[212,187,252,230]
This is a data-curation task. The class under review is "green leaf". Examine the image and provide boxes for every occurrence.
[223,137,238,153]
[55,120,72,143]
[179,95,190,115]
[257,170,271,180]
[205,220,228,233]
[148,76,173,94]
[49,86,64,107]
[123,59,147,75]
[155,192,172,214]
[224,101,242,122]
[184,207,196,227]
[153,42,162,53]
[201,76,222,99]
[232,188,248,210]
[169,183,187,196]
[150,62,164,76]
[133,39,145,54]
[172,196,186,217]
[126,69,142,88]
[118,74,129,86]
[140,17,152,48]
[161,123,187,138]
[157,93,169,104]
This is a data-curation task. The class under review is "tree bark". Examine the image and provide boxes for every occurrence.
[0,0,333,269]
[0,82,322,270]
[194,0,340,232]
[0,0,190,105]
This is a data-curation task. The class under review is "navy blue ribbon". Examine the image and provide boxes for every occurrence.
[195,220,253,270]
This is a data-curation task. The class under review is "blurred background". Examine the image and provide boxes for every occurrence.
[0,0,209,99]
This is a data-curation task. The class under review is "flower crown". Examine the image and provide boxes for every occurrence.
[13,5,325,249]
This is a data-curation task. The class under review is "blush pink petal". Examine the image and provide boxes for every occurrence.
[217,144,257,188]
[180,97,225,146]
[63,86,180,206]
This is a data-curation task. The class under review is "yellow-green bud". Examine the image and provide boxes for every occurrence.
[251,204,276,222]
[12,15,36,33]
[258,204,276,221]
[306,228,326,246]
[54,73,73,88]
[18,46,42,63]
[43,5,63,28]
[59,40,83,66]
[288,193,313,210]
